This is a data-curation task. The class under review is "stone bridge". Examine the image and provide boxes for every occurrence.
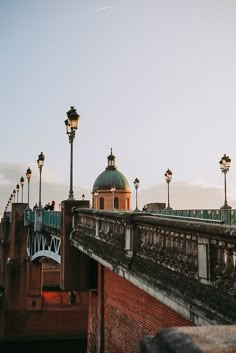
[1,201,236,352]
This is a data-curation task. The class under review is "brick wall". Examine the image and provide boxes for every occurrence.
[93,190,131,211]
[4,307,88,340]
[102,266,193,353]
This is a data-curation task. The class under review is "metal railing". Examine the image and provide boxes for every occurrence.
[24,208,61,230]
[23,208,236,231]
[147,208,236,225]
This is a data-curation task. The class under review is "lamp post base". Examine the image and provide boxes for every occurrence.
[165,207,172,210]
[67,191,74,200]
[220,204,232,210]
[67,196,74,201]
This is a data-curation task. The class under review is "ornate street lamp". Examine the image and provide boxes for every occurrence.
[37,152,45,208]
[133,177,140,211]
[9,194,13,211]
[64,106,80,200]
[26,167,32,208]
[20,176,24,202]
[111,186,116,211]
[165,169,173,210]
[16,184,20,202]
[219,154,231,209]
[13,189,16,203]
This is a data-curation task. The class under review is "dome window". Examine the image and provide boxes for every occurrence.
[100,197,104,210]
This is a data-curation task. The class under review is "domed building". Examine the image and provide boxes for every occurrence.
[92,149,131,211]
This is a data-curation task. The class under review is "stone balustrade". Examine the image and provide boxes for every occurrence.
[72,209,236,300]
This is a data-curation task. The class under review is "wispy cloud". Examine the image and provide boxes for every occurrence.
[88,5,113,14]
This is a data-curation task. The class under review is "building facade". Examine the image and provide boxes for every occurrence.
[92,149,131,211]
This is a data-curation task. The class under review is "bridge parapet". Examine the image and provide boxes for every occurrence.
[71,208,236,324]
[133,214,236,293]
[73,209,135,254]
[73,208,236,289]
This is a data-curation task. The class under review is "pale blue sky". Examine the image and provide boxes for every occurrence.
[1,0,236,212]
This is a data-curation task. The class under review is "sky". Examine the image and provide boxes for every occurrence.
[1,0,236,214]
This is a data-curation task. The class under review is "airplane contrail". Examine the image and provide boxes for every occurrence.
[88,5,113,14]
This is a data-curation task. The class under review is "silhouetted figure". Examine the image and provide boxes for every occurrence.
[50,200,56,211]
[33,203,38,210]
[44,202,50,210]
[68,291,76,304]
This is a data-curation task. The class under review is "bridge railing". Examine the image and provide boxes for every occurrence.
[72,208,236,297]
[148,208,236,225]
[24,208,61,231]
[22,207,236,231]
[42,210,61,229]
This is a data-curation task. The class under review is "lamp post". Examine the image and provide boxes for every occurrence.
[26,167,32,208]
[111,186,116,211]
[219,154,231,209]
[165,169,173,210]
[20,176,24,202]
[16,184,20,202]
[37,152,45,208]
[133,177,140,211]
[64,106,80,200]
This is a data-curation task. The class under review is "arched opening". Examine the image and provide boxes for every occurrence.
[114,197,119,209]
[100,197,104,210]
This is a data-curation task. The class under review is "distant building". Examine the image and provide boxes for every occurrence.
[92,149,131,211]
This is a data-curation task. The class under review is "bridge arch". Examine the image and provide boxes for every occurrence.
[27,229,61,264]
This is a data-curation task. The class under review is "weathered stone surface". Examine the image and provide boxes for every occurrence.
[140,329,203,353]
[141,326,236,353]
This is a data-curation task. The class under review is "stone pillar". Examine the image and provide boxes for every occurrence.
[60,199,91,290]
[125,225,133,257]
[198,237,210,284]
[26,261,42,311]
[95,218,100,237]
[9,203,28,260]
[0,213,11,287]
[5,260,27,311]
[5,204,29,311]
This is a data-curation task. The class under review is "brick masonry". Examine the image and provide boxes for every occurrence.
[91,265,193,353]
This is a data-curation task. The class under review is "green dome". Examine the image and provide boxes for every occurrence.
[92,149,130,192]
[93,169,130,192]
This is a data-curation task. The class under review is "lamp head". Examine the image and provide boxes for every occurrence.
[66,106,80,129]
[219,154,231,171]
[134,177,140,189]
[165,169,173,182]
[26,167,32,180]
[37,152,45,168]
